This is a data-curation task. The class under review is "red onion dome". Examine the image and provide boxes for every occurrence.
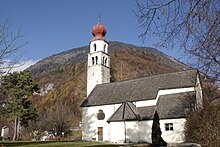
[92,20,107,38]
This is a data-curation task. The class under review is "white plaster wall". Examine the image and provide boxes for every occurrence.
[82,105,110,141]
[135,99,156,107]
[109,122,125,143]
[87,65,110,96]
[87,65,101,96]
[82,107,97,140]
[160,118,186,143]
[157,87,195,96]
[88,52,110,67]
[138,121,153,142]
[95,105,115,141]
[108,121,151,143]
[108,118,186,143]
[139,118,185,143]
[126,121,141,142]
[114,104,121,111]
[87,61,110,96]
[136,87,195,107]
[83,105,186,143]
[90,40,108,53]
[82,104,121,141]
[87,40,110,96]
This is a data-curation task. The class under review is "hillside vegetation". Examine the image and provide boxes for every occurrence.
[0,41,190,139]
[24,41,190,136]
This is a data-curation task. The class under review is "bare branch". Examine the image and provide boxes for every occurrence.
[0,19,26,75]
[135,0,220,81]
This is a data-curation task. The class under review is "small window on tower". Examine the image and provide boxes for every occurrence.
[95,56,98,64]
[104,44,106,52]
[92,57,94,65]
[105,58,107,66]
[102,57,105,64]
[94,44,97,51]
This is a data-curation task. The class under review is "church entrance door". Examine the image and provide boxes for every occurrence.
[98,127,103,141]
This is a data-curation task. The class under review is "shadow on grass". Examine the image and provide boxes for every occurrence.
[0,142,126,147]
[0,141,65,146]
[0,140,84,146]
[86,145,124,147]
[0,141,124,147]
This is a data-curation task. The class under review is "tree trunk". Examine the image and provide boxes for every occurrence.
[13,117,18,141]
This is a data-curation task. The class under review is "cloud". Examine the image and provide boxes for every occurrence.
[10,60,38,72]
[2,59,39,73]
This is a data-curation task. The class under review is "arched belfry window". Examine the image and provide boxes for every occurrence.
[94,44,97,51]
[92,57,94,65]
[95,56,98,64]
[105,58,107,66]
[104,44,106,52]
[102,57,105,64]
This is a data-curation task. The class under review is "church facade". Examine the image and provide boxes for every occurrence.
[81,20,203,143]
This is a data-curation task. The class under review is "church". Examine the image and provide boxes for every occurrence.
[81,19,203,143]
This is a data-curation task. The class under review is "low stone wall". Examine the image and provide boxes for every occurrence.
[122,143,201,147]
[167,143,201,147]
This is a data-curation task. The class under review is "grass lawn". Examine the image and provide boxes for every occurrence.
[0,141,123,147]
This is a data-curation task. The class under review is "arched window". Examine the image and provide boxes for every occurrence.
[105,58,107,66]
[92,57,94,65]
[104,44,106,52]
[94,44,96,51]
[95,56,98,64]
[102,57,105,64]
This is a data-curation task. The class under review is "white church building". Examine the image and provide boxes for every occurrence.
[81,19,203,143]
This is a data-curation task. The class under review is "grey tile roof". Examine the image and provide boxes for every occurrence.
[81,70,198,107]
[137,106,156,120]
[157,92,196,119]
[107,92,195,122]
[107,102,140,122]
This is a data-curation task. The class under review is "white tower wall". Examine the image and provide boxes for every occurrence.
[90,40,109,53]
[82,20,110,141]
[87,40,110,96]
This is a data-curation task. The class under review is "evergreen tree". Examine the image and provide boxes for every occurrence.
[151,111,167,146]
[0,70,39,140]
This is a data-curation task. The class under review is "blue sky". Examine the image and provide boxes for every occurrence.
[0,0,185,69]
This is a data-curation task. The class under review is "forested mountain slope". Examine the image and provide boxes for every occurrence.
[26,41,191,132]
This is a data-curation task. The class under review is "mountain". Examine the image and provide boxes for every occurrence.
[26,41,191,132]
[28,41,190,77]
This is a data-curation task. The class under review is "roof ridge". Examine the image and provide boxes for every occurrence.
[82,69,198,107]
[97,69,198,86]
[127,102,141,120]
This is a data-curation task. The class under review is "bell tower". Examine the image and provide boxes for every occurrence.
[87,19,110,96]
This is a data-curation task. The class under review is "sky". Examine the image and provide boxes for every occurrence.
[0,0,185,71]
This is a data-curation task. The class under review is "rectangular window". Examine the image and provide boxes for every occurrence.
[165,123,173,131]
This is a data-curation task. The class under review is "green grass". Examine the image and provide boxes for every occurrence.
[0,141,123,147]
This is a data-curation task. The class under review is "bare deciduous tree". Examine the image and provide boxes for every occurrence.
[184,84,220,146]
[0,19,25,75]
[135,0,220,81]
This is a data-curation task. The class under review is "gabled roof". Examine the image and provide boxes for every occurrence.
[157,92,195,119]
[107,102,140,123]
[81,70,198,107]
[137,92,195,120]
[107,92,195,122]
[137,106,156,120]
